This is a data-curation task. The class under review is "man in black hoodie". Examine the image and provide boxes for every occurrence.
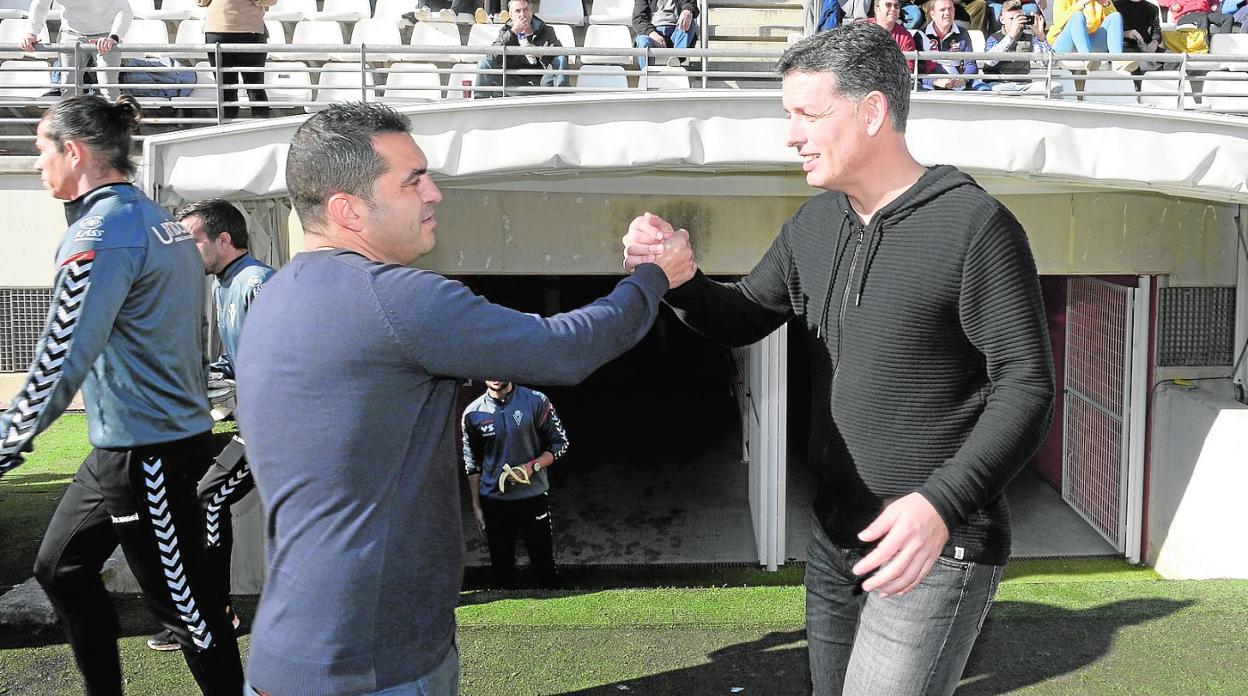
[474,0,568,97]
[622,22,1054,696]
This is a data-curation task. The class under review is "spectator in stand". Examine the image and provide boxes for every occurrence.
[1114,0,1165,71]
[475,0,568,97]
[919,0,989,90]
[1168,0,1236,35]
[20,0,132,99]
[983,0,1054,90]
[1047,0,1124,60]
[862,0,919,71]
[988,0,1043,31]
[923,0,989,32]
[200,0,274,119]
[633,0,698,68]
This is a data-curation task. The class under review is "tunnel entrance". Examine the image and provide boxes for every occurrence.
[454,275,817,576]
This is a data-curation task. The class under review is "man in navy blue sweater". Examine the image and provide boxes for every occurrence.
[235,102,694,696]
[623,23,1053,696]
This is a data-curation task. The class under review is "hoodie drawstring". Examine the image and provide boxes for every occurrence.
[816,212,854,340]
[855,221,884,307]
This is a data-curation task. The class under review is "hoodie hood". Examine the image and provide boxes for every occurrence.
[816,165,981,337]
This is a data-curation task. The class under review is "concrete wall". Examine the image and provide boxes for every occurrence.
[1149,382,1248,579]
[0,160,73,288]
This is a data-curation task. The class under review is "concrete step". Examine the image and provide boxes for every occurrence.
[708,23,802,39]
[708,6,805,25]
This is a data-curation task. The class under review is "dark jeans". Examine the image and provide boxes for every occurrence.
[1179,11,1236,35]
[804,524,1003,695]
[204,32,268,119]
[480,493,560,589]
[195,435,253,601]
[34,432,243,696]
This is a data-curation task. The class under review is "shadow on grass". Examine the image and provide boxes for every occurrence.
[0,594,259,649]
[549,598,1193,696]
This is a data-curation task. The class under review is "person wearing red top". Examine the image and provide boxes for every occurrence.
[863,0,919,70]
[1169,0,1235,34]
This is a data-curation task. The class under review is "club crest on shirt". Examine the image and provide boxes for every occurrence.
[512,410,522,426]
[79,215,104,230]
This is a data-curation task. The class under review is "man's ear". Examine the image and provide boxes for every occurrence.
[325,192,366,232]
[862,91,890,137]
[218,231,234,248]
[60,138,88,167]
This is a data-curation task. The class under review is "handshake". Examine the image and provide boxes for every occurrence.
[621,212,698,289]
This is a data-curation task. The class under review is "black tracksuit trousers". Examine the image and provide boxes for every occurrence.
[195,435,253,601]
[480,492,560,590]
[33,431,243,695]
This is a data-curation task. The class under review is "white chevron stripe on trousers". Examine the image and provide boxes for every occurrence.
[204,463,251,547]
[143,456,215,650]
[0,258,92,475]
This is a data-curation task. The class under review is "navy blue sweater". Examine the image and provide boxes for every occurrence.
[236,249,667,695]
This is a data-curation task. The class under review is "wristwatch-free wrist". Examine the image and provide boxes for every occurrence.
[532,460,543,473]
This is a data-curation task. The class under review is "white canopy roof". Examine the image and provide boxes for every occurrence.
[139,91,1248,206]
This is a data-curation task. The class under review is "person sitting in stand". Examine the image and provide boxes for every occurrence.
[1047,0,1124,64]
[1114,0,1165,72]
[1168,0,1236,36]
[863,0,920,71]
[633,0,698,68]
[919,0,990,90]
[983,0,1054,90]
[474,0,569,97]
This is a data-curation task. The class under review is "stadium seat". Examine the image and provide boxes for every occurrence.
[587,0,632,24]
[0,0,27,20]
[1198,71,1248,112]
[146,0,204,21]
[313,62,376,107]
[550,23,576,65]
[407,21,462,63]
[265,19,289,59]
[124,19,173,56]
[372,0,413,23]
[267,0,317,22]
[464,22,498,63]
[445,61,478,98]
[574,63,627,89]
[1138,70,1197,108]
[175,18,205,46]
[1080,71,1139,105]
[381,62,443,102]
[1209,33,1248,72]
[263,61,312,107]
[536,0,586,25]
[287,19,349,61]
[642,65,688,90]
[169,59,214,106]
[0,59,54,100]
[128,0,157,20]
[967,29,985,53]
[581,24,633,65]
[350,18,405,62]
[319,0,371,22]
[0,18,49,59]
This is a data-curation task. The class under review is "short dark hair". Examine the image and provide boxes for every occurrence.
[286,102,411,232]
[41,94,142,177]
[777,22,911,132]
[174,198,250,250]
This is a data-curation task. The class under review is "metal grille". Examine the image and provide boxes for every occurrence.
[1063,278,1132,550]
[1157,286,1236,366]
[0,288,53,372]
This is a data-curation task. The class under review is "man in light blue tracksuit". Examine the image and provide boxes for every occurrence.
[0,95,242,694]
[147,198,275,652]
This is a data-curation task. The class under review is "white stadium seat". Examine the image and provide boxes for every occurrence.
[381,62,443,102]
[581,24,633,65]
[407,21,462,63]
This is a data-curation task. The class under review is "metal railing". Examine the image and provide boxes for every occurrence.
[1,42,1246,145]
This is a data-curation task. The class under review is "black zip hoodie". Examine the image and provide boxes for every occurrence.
[666,165,1055,565]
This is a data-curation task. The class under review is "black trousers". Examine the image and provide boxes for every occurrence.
[204,31,268,118]
[195,435,253,601]
[480,493,560,589]
[34,432,243,696]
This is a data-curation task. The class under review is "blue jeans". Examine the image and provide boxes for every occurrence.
[804,524,1004,696]
[474,54,570,97]
[244,643,459,696]
[634,23,698,68]
[1051,10,1124,53]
